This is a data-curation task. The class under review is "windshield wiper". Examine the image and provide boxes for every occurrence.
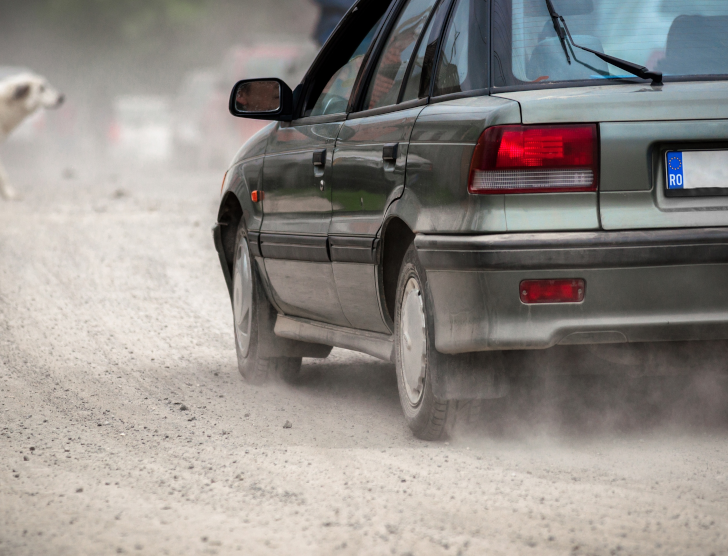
[544,0,663,86]
[545,0,571,65]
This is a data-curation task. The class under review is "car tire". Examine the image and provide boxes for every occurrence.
[394,243,484,440]
[232,222,301,384]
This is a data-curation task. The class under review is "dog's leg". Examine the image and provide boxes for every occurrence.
[0,157,20,200]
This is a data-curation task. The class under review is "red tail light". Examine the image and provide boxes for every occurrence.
[469,124,598,194]
[520,279,585,304]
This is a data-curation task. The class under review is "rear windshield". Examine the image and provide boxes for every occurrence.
[492,0,728,88]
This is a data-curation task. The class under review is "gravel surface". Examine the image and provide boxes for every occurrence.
[1,160,728,556]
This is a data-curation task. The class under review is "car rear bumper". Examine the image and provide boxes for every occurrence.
[415,228,728,353]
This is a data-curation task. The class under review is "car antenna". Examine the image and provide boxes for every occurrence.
[543,0,663,86]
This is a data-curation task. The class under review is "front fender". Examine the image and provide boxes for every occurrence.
[215,156,265,301]
[212,222,234,300]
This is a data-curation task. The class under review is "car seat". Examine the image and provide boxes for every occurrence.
[657,15,728,77]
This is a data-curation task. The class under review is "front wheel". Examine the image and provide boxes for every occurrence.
[394,244,485,440]
[232,222,301,383]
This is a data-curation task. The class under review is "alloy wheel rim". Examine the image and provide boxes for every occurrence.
[233,237,253,358]
[399,277,427,406]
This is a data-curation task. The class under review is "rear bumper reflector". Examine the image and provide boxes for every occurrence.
[520,279,585,304]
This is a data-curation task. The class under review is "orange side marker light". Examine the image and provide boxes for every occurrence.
[220,170,228,196]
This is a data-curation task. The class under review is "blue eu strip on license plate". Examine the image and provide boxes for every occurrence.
[666,152,685,189]
[666,150,728,196]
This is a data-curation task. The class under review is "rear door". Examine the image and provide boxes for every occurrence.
[329,0,448,332]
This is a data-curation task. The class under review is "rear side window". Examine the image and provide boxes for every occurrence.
[363,0,439,110]
[401,0,451,102]
[433,0,489,96]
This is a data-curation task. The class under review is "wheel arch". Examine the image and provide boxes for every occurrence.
[379,215,416,323]
[216,191,245,297]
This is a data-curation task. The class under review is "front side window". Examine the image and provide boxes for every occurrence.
[304,2,388,118]
[363,0,439,110]
[309,20,383,117]
[492,0,728,88]
[433,0,489,96]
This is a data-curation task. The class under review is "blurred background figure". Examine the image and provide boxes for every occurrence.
[0,0,329,176]
[108,95,173,167]
[311,0,357,45]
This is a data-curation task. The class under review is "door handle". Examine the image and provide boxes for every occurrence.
[383,143,399,162]
[312,149,326,167]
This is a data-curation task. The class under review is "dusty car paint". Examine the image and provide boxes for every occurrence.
[416,229,728,352]
[331,105,423,237]
[391,95,600,233]
[493,81,728,124]
[215,0,728,377]
[390,95,518,234]
[495,83,728,231]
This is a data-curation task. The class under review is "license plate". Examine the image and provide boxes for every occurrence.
[665,150,728,197]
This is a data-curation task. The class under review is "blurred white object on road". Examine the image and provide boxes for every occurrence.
[109,95,172,164]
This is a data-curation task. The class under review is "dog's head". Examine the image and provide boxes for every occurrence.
[10,73,64,111]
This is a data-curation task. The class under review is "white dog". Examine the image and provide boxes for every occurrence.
[0,72,64,200]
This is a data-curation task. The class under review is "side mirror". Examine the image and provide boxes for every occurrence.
[228,78,293,121]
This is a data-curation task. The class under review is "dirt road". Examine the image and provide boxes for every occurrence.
[1,160,728,556]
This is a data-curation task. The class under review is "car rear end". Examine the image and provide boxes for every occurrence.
[411,0,728,364]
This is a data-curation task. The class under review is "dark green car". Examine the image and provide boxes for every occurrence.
[213,0,728,439]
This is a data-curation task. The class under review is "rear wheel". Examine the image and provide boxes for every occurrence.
[394,244,484,439]
[232,222,301,383]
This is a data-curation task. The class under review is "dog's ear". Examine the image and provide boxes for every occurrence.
[12,84,31,101]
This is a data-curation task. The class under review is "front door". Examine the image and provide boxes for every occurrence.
[258,6,389,326]
[330,0,448,332]
[260,121,345,325]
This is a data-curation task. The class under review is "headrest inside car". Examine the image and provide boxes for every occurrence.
[658,15,728,77]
